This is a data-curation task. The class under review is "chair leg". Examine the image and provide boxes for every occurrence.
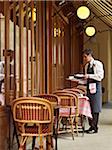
[46,135,53,150]
[19,144,26,150]
[39,135,44,150]
[19,136,27,150]
[32,136,36,150]
[11,125,20,149]
[19,146,24,150]
[69,116,75,140]
[58,116,61,131]
[81,115,86,137]
[75,115,79,136]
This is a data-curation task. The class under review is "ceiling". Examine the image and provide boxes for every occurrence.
[87,0,112,29]
[54,0,112,29]
[0,0,112,29]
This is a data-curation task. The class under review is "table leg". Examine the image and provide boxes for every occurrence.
[55,108,59,150]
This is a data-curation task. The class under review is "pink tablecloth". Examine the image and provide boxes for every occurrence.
[78,96,92,118]
[59,96,92,119]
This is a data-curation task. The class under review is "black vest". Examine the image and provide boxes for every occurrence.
[87,63,99,83]
[87,63,94,74]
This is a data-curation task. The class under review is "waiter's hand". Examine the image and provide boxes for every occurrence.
[84,74,89,79]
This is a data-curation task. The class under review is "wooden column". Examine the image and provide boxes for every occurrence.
[56,18,59,89]
[25,1,29,96]
[46,1,53,93]
[35,2,39,94]
[4,1,10,105]
[64,24,71,88]
[19,1,24,96]
[13,2,17,99]
[30,1,35,96]
[38,1,45,93]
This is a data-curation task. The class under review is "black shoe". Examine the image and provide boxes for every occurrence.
[85,127,94,132]
[93,129,98,133]
[86,129,98,134]
[85,127,98,134]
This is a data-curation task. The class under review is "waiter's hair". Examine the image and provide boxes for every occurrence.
[82,48,93,56]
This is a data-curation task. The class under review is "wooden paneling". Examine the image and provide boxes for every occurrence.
[46,1,53,93]
[19,1,24,96]
[13,2,17,99]
[30,1,34,96]
[38,1,45,93]
[25,1,29,96]
[52,14,67,91]
[1,1,83,98]
[35,2,39,94]
[70,17,83,75]
[4,1,10,105]
[64,24,71,88]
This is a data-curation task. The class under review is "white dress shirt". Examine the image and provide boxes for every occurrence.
[0,61,4,81]
[85,58,104,81]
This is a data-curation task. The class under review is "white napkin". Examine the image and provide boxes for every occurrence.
[89,83,96,94]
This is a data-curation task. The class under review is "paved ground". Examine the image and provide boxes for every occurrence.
[58,102,112,150]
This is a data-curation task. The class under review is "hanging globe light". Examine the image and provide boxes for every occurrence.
[77,6,90,20]
[85,26,96,37]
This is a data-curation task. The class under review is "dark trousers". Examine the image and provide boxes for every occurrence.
[0,79,4,93]
[0,81,2,93]
[88,113,99,130]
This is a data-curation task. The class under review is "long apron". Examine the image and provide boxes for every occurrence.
[87,64,102,113]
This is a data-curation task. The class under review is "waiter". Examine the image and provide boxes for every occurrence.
[83,48,104,134]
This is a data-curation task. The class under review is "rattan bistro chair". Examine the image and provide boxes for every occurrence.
[33,94,60,150]
[62,89,86,136]
[11,97,54,150]
[76,85,87,95]
[35,94,60,107]
[64,88,81,95]
[53,91,79,140]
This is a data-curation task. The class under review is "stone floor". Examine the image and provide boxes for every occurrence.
[58,102,112,150]
[14,102,112,150]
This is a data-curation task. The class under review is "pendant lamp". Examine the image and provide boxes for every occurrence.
[77,6,90,20]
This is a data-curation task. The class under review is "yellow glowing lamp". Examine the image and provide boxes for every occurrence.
[85,26,96,37]
[77,6,90,19]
